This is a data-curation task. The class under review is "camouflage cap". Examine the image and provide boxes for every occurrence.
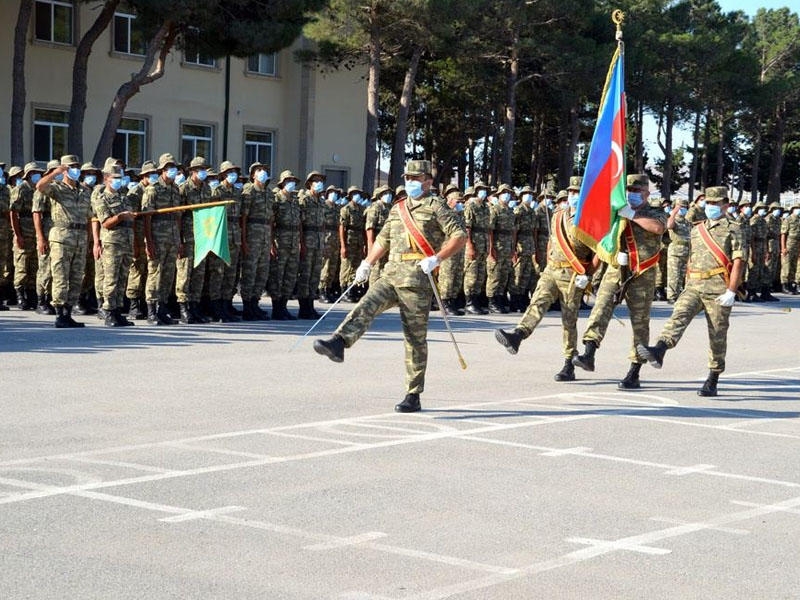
[305,170,326,185]
[567,176,582,191]
[103,164,124,177]
[206,168,218,178]
[694,193,705,202]
[496,183,515,196]
[626,174,649,189]
[23,161,44,178]
[346,185,364,197]
[519,184,535,195]
[473,180,490,191]
[189,156,208,170]
[463,186,476,198]
[325,184,338,193]
[538,185,556,199]
[753,201,766,210]
[372,184,391,199]
[138,161,158,177]
[677,198,689,207]
[768,201,781,210]
[248,161,268,174]
[156,153,177,170]
[59,154,80,167]
[8,165,23,178]
[704,186,729,202]
[44,159,61,174]
[80,162,101,173]
[556,189,569,201]
[395,185,407,198]
[277,170,300,186]
[403,159,432,177]
[218,160,240,174]
[443,183,460,197]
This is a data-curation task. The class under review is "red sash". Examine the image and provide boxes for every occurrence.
[623,224,660,274]
[397,199,435,257]
[697,222,733,285]
[555,211,587,275]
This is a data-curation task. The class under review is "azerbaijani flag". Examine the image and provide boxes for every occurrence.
[193,205,231,267]
[573,45,627,265]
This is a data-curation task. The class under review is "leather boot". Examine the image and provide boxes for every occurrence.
[281,296,297,320]
[241,298,258,321]
[494,328,524,355]
[618,362,642,390]
[35,294,51,314]
[270,297,286,320]
[443,299,464,316]
[64,304,85,328]
[105,308,121,327]
[96,296,107,320]
[761,286,779,302]
[792,282,800,296]
[178,302,197,324]
[313,334,345,362]
[636,340,668,369]
[296,297,310,319]
[304,298,321,320]
[225,299,242,317]
[15,287,28,310]
[147,302,160,325]
[189,301,209,323]
[698,371,720,397]
[554,358,576,382]
[466,294,488,315]
[251,297,269,320]
[782,283,792,294]
[211,299,233,323]
[128,298,146,320]
[488,295,507,314]
[572,340,597,372]
[54,305,71,328]
[395,393,421,413]
[157,302,175,325]
[4,283,18,306]
[115,308,134,326]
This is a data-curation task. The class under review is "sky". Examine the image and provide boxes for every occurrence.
[716,0,800,15]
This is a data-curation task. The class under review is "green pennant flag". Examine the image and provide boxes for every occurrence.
[193,205,230,267]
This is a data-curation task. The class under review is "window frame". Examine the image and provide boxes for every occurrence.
[111,11,146,57]
[243,128,276,174]
[33,0,75,46]
[180,121,216,166]
[182,28,217,68]
[245,52,279,78]
[32,105,70,163]
[112,115,150,168]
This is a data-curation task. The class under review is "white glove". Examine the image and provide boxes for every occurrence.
[575,274,590,289]
[617,252,629,266]
[354,260,371,283]
[417,254,440,274]
[618,205,636,220]
[715,289,736,307]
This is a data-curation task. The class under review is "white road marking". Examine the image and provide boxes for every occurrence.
[566,536,671,555]
[160,506,246,523]
[649,517,748,535]
[304,532,387,551]
[730,500,800,515]
[663,464,716,476]
[65,456,175,474]
[539,446,593,457]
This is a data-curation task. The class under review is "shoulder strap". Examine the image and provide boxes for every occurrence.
[697,221,732,285]
[623,223,661,274]
[397,199,436,257]
[554,211,586,274]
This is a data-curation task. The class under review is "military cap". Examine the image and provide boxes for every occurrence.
[404,159,432,177]
[44,159,61,174]
[103,164,124,177]
[23,161,44,178]
[753,201,766,210]
[463,186,476,199]
[188,156,209,170]
[496,183,515,197]
[395,185,407,199]
[626,174,649,189]
[154,153,176,170]
[768,201,781,210]
[648,197,662,208]
[372,184,391,199]
[218,160,240,174]
[677,198,689,207]
[556,189,569,201]
[248,161,268,175]
[567,176,583,191]
[325,184,338,194]
[443,183,460,197]
[346,185,364,197]
[8,166,23,179]
[59,154,80,167]
[277,170,300,186]
[473,180,490,191]
[305,170,326,185]
[81,162,101,174]
[206,168,218,179]
[102,157,124,173]
[694,193,705,202]
[704,186,729,202]
[519,184,535,195]
[138,161,157,177]
[537,185,556,199]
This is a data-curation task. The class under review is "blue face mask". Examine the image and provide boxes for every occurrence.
[794,209,800,217]
[226,172,238,185]
[704,204,722,220]
[382,193,393,204]
[0,176,5,185]
[165,167,178,180]
[455,202,464,212]
[773,209,782,218]
[522,193,533,204]
[508,200,518,209]
[234,182,243,190]
[209,180,221,190]
[174,173,186,186]
[337,197,348,206]
[664,207,671,214]
[568,195,579,209]
[499,192,510,203]
[328,192,339,203]
[121,175,131,186]
[679,207,688,217]
[490,197,499,206]
[758,208,767,217]
[476,189,487,200]
[627,192,643,207]
[127,181,138,191]
[255,170,269,184]
[351,193,362,204]
[196,169,208,181]
[546,199,554,209]
[67,167,81,181]
[54,173,64,182]
[698,200,706,208]
[727,205,736,214]
[743,207,752,217]
[110,178,123,191]
[148,173,159,185]
[30,174,42,184]
[312,180,325,193]
[405,179,424,199]
[284,181,297,193]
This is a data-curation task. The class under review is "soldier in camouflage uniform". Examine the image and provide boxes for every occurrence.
[573,174,667,390]
[496,185,595,381]
[534,186,557,285]
[34,155,92,327]
[296,171,327,320]
[268,170,302,320]
[32,159,59,315]
[666,197,691,303]
[637,186,743,397]
[319,185,343,303]
[73,164,100,316]
[780,202,800,294]
[211,161,245,321]
[486,183,517,313]
[9,162,43,309]
[734,201,752,299]
[365,185,392,287]
[0,164,12,310]
[125,161,156,319]
[314,160,466,413]
[142,153,182,325]
[765,202,782,295]
[438,184,465,315]
[686,193,706,224]
[239,161,274,320]
[748,201,769,301]
[463,181,490,315]
[338,185,367,302]
[509,183,538,313]
[653,197,671,301]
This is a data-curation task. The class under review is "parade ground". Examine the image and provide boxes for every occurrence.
[2,296,799,599]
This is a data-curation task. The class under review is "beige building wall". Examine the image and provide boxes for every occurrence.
[0,1,366,188]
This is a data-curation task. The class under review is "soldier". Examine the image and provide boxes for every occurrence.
[463,181,490,315]
[636,186,743,397]
[142,153,182,325]
[296,171,327,320]
[509,183,538,313]
[211,161,245,321]
[319,185,343,303]
[91,158,124,319]
[765,202,782,295]
[239,161,274,320]
[573,174,667,389]
[495,183,595,380]
[338,185,367,302]
[686,192,706,224]
[735,201,752,300]
[748,201,770,302]
[268,170,302,320]
[0,163,11,310]
[32,159,60,315]
[313,160,466,412]
[438,184,466,315]
[34,155,92,327]
[125,161,156,319]
[666,197,691,303]
[653,197,671,301]
[9,161,43,309]
[365,184,392,288]
[486,183,517,313]
[780,202,800,294]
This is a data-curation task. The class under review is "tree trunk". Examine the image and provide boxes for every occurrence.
[750,126,761,204]
[700,108,711,190]
[501,33,519,184]
[467,137,475,188]
[634,100,645,172]
[361,7,381,192]
[11,0,33,165]
[68,0,120,158]
[662,99,674,199]
[766,102,787,203]
[715,112,725,185]
[688,110,701,201]
[93,22,177,165]
[388,45,422,188]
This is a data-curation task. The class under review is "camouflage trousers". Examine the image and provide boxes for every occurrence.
[239,228,271,300]
[780,239,799,284]
[145,236,177,303]
[13,241,37,291]
[191,254,224,301]
[582,265,656,364]
[535,242,549,274]
[767,252,780,287]
[50,236,87,307]
[268,242,300,298]
[658,284,731,372]
[125,246,148,300]
[319,246,341,292]
[368,255,388,287]
[297,246,325,299]
[463,250,487,296]
[222,242,241,301]
[486,252,513,297]
[94,244,105,302]
[748,248,767,289]
[0,221,12,289]
[517,267,584,358]
[175,240,194,303]
[655,250,668,289]
[81,247,95,296]
[339,245,363,288]
[510,252,535,296]
[335,278,432,394]
[101,242,132,311]
[36,246,51,297]
[438,249,464,300]
[666,247,689,302]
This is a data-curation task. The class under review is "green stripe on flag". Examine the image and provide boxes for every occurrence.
[193,205,231,267]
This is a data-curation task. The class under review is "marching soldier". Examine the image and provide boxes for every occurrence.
[463,181,490,315]
[573,174,667,390]
[438,184,466,315]
[509,183,539,312]
[780,202,800,294]
[9,161,43,309]
[313,160,466,413]
[32,159,59,315]
[177,156,212,323]
[268,170,302,320]
[296,170,327,319]
[239,162,274,320]
[365,184,392,287]
[338,185,367,302]
[486,183,517,313]
[666,197,691,303]
[636,186,743,397]
[534,186,557,282]
[319,185,343,303]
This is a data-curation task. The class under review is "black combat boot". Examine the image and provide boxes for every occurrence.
[494,328,524,355]
[115,308,134,326]
[35,294,51,314]
[241,298,258,321]
[54,305,71,328]
[395,393,421,413]
[698,371,720,397]
[105,308,120,327]
[305,298,321,320]
[64,304,85,328]
[127,298,144,320]
[178,302,197,324]
[618,362,642,390]
[782,283,792,294]
[792,282,799,296]
[15,287,28,310]
[636,340,668,369]
[227,299,243,317]
[761,286,779,302]
[210,299,233,323]
[281,297,297,320]
[296,298,311,320]
[156,302,175,325]
[146,302,160,325]
[443,299,464,316]
[313,334,345,363]
[251,297,269,320]
[466,295,488,315]
[189,301,209,323]
[572,341,598,372]
[554,358,576,382]
[96,295,107,320]
[488,295,508,314]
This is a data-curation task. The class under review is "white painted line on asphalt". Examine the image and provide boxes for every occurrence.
[160,506,246,523]
[539,446,593,457]
[65,456,176,473]
[566,536,671,555]
[623,414,800,441]
[723,418,783,429]
[663,464,716,476]
[649,517,749,535]
[726,366,800,378]
[304,532,387,551]
[167,441,274,460]
[265,430,368,447]
[730,500,800,515]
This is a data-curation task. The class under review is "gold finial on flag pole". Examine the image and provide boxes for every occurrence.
[612,9,624,41]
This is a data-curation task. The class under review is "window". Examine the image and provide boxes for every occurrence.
[183,29,215,67]
[34,0,74,45]
[244,131,274,172]
[246,53,278,77]
[324,168,349,190]
[113,118,148,167]
[113,12,146,56]
[181,123,214,165]
[33,108,68,162]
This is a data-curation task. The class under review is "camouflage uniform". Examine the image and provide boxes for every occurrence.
[125,166,152,315]
[765,204,782,291]
[268,171,302,319]
[32,183,54,310]
[92,182,134,313]
[319,187,343,301]
[177,160,213,322]
[365,187,392,286]
[239,167,274,318]
[462,189,490,313]
[211,163,244,318]
[686,196,706,225]
[780,207,800,290]
[666,203,692,302]
[9,165,42,307]
[0,173,12,308]
[338,189,366,297]
[297,172,328,319]
[438,187,465,312]
[534,198,555,276]
[486,186,517,312]
[749,204,769,298]
[509,194,537,307]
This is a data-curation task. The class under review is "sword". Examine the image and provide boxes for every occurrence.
[288,280,358,352]
[426,271,467,370]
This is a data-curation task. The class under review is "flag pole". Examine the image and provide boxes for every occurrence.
[134,199,235,217]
